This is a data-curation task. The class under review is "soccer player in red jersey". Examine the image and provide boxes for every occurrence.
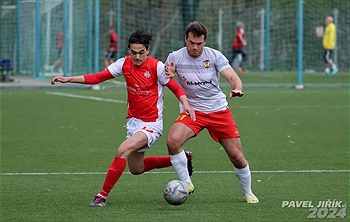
[51,29,195,207]
[229,21,247,75]
[165,21,259,203]
[104,26,119,67]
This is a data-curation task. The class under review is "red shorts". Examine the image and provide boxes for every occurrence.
[174,108,240,142]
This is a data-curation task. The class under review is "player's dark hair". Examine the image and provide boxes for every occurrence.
[185,21,207,40]
[128,29,153,49]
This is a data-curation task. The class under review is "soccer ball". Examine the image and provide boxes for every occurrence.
[163,180,189,205]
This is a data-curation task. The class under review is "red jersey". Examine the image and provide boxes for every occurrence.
[56,32,64,50]
[83,56,185,122]
[108,56,170,122]
[232,28,245,49]
[109,32,118,52]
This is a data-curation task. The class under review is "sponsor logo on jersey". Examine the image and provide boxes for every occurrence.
[127,84,154,95]
[203,60,210,68]
[186,80,212,86]
[144,71,151,78]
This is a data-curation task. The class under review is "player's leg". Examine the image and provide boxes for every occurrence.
[51,53,62,71]
[240,50,247,67]
[236,50,245,74]
[90,131,148,207]
[105,58,109,68]
[328,50,339,75]
[57,57,63,73]
[324,49,331,75]
[220,137,247,167]
[167,121,197,193]
[220,137,259,203]
[108,52,117,65]
[207,109,258,203]
[104,51,111,67]
[127,150,145,174]
[229,49,239,66]
[126,119,172,173]
[127,151,172,174]
[124,118,194,189]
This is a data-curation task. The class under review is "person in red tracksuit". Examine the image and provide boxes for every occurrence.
[229,21,247,75]
[50,31,64,72]
[105,26,119,67]
[51,29,195,207]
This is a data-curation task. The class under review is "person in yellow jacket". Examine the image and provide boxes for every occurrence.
[322,16,338,75]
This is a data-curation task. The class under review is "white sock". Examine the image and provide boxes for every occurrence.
[170,150,191,184]
[325,67,330,73]
[332,64,337,69]
[234,165,252,194]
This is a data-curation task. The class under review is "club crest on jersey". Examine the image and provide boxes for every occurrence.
[144,71,151,78]
[203,60,210,68]
[182,76,187,81]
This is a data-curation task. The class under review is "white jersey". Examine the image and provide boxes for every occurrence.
[165,47,231,113]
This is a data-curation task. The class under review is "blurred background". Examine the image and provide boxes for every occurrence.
[1,0,349,86]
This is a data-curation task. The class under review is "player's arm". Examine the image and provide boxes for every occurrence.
[51,69,114,85]
[164,52,177,79]
[165,62,176,78]
[329,26,336,46]
[165,79,196,121]
[239,33,247,46]
[220,66,244,98]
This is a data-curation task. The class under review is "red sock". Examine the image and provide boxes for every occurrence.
[143,156,172,172]
[99,157,126,198]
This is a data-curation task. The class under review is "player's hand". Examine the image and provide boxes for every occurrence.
[165,62,175,78]
[183,105,196,121]
[230,89,244,98]
[51,76,69,85]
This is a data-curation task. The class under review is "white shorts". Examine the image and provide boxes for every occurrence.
[125,117,163,152]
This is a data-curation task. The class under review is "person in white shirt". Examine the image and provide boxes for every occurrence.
[165,21,259,203]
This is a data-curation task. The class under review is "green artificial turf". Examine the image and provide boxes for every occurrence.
[1,86,349,222]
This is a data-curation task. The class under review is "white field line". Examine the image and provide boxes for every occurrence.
[47,91,125,104]
[109,80,126,85]
[2,169,349,176]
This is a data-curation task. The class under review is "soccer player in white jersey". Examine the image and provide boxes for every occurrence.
[165,21,259,203]
[51,29,195,207]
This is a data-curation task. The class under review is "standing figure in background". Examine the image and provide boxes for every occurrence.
[229,21,247,75]
[105,26,118,67]
[50,31,64,73]
[322,16,338,75]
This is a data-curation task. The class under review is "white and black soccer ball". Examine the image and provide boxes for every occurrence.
[163,180,189,205]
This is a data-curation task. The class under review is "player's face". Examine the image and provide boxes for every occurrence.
[324,18,329,25]
[185,32,206,58]
[128,44,149,66]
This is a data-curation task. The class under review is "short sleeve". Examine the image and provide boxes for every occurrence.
[165,52,175,67]
[215,50,231,73]
[107,57,125,77]
[157,61,170,85]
